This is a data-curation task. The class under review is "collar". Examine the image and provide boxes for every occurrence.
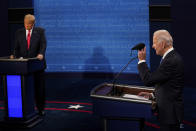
[162,47,174,59]
[26,27,34,32]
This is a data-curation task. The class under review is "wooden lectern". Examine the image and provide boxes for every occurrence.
[0,57,44,128]
[91,83,154,131]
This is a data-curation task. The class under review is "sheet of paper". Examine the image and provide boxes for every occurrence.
[122,94,149,100]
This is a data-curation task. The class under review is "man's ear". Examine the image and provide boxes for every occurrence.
[161,42,165,49]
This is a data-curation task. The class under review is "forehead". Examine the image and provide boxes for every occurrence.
[24,19,34,24]
[153,35,158,40]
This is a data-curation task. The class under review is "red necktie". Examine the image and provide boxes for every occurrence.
[27,30,31,50]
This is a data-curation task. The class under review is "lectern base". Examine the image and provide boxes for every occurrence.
[0,114,43,129]
[104,117,145,131]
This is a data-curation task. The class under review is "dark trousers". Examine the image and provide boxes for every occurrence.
[160,123,180,131]
[34,70,45,112]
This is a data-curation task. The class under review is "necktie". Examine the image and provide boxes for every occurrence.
[27,30,31,50]
[160,58,163,64]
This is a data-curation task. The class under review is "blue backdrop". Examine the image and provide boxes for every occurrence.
[34,0,150,73]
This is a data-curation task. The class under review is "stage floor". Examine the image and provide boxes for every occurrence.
[0,76,195,131]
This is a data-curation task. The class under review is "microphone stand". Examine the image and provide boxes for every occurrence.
[111,56,138,96]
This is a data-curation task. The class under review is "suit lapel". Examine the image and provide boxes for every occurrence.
[160,50,175,65]
[30,28,36,50]
[164,50,175,60]
[22,28,28,50]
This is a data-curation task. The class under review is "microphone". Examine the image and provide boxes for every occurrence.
[131,43,145,50]
[111,43,145,95]
[111,56,138,96]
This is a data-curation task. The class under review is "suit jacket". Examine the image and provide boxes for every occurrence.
[138,50,184,124]
[12,27,47,68]
[13,27,46,58]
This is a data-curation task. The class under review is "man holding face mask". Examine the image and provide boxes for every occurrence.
[137,30,184,131]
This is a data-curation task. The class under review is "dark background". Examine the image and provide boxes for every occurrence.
[1,0,195,87]
[0,0,196,130]
[0,0,195,100]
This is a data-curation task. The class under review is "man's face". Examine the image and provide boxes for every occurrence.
[152,36,164,56]
[24,19,34,30]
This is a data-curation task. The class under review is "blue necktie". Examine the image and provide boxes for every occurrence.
[160,58,163,64]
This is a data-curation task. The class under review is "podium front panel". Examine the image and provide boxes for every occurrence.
[91,83,154,118]
[0,57,43,127]
[6,75,23,118]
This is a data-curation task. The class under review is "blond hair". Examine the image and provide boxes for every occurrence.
[24,14,35,24]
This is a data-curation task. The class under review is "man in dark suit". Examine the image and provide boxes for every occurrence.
[10,14,47,116]
[137,30,184,131]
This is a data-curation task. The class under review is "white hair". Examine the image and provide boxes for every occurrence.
[153,30,173,46]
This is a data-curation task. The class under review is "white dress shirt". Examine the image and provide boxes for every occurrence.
[26,29,33,40]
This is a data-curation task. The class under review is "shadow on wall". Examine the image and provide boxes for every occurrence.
[83,47,114,79]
